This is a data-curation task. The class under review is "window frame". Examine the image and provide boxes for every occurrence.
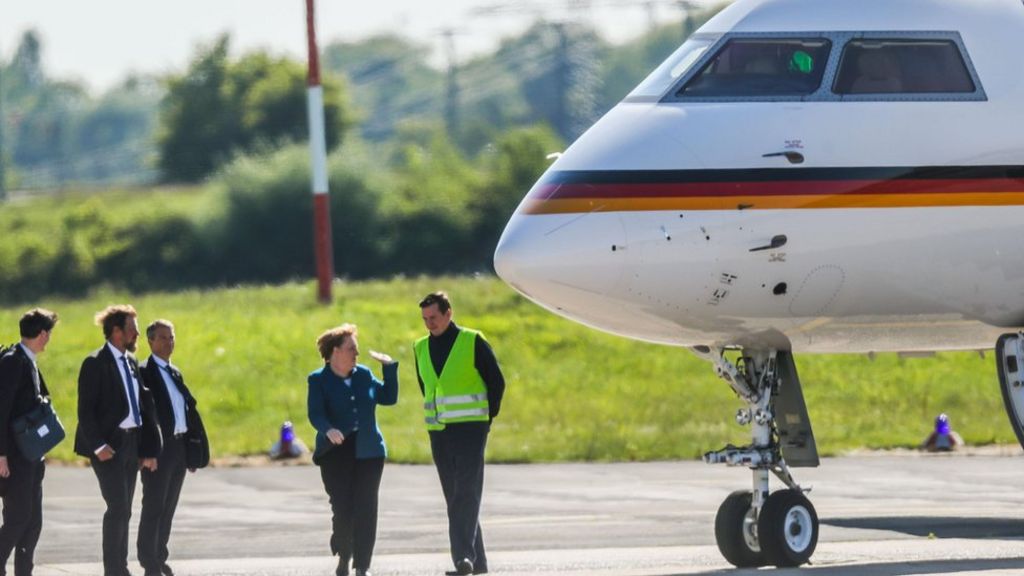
[830,32,985,102]
[655,30,985,104]
[625,33,721,102]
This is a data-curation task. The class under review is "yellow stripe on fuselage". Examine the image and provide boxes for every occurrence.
[521,192,1024,215]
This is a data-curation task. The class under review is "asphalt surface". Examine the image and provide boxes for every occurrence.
[23,449,1024,575]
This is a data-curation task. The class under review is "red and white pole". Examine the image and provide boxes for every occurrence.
[305,0,334,303]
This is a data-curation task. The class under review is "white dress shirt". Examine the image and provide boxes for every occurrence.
[151,356,189,436]
[18,342,36,365]
[18,342,40,393]
[107,342,142,430]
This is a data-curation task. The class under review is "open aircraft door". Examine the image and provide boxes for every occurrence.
[995,333,1024,450]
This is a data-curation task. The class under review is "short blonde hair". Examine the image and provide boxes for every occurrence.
[316,323,358,361]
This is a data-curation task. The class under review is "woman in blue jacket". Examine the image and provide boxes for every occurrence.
[308,324,398,576]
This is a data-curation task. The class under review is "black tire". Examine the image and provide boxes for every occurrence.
[714,490,765,568]
[758,489,818,567]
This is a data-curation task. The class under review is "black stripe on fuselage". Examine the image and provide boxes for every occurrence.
[542,165,1024,185]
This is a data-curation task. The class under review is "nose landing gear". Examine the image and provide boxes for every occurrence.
[696,347,820,567]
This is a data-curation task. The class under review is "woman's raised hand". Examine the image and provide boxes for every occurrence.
[368,350,395,365]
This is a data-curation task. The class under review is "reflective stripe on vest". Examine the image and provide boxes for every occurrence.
[415,328,489,430]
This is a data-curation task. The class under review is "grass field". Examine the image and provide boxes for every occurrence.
[0,276,1013,464]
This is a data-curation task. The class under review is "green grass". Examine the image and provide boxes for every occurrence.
[0,276,1013,464]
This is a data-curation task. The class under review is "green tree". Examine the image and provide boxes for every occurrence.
[5,30,45,102]
[158,35,354,183]
[74,76,161,184]
[1,30,159,190]
[322,35,443,141]
[213,143,388,283]
[10,82,87,181]
[471,125,563,263]
[382,122,482,274]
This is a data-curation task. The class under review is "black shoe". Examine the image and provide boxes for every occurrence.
[160,564,174,576]
[354,570,372,576]
[454,558,474,576]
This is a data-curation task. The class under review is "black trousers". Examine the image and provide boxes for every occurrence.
[318,432,385,571]
[91,430,139,576]
[429,422,489,571]
[0,453,45,576]
[138,435,186,572]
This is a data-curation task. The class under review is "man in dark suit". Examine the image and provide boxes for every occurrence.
[137,320,208,576]
[0,308,58,576]
[75,305,162,576]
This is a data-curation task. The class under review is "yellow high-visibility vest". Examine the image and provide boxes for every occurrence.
[416,328,489,431]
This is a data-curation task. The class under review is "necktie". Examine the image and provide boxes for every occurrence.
[121,356,142,427]
[160,363,177,382]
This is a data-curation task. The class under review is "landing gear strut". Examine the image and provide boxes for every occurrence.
[695,347,820,567]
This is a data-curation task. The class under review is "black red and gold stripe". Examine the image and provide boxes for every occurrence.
[521,166,1024,214]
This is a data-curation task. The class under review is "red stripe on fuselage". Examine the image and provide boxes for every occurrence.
[529,178,1024,200]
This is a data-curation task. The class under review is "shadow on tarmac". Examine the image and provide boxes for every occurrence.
[654,556,1024,576]
[822,516,1024,539]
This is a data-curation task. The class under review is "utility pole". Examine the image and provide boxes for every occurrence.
[553,22,571,139]
[305,0,334,303]
[442,29,460,138]
[0,52,6,200]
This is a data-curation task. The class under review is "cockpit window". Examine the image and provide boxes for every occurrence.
[627,35,718,99]
[833,39,975,94]
[677,38,831,97]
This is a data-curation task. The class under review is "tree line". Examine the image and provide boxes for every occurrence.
[0,123,561,303]
[1,7,720,191]
[0,7,723,301]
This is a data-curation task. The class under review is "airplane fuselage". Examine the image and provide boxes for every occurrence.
[495,0,1024,353]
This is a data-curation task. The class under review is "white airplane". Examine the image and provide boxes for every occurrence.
[493,0,1024,568]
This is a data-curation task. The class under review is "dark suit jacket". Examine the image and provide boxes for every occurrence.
[0,344,50,458]
[74,344,162,459]
[140,356,209,468]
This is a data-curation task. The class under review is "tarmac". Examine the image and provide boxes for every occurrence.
[26,447,1024,575]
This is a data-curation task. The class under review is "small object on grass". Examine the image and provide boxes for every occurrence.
[921,413,964,452]
[269,420,308,459]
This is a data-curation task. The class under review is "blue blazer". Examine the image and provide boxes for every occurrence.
[307,362,398,463]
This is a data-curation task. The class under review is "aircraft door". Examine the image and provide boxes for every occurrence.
[995,333,1024,449]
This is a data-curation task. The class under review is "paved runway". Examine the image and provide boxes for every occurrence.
[26,450,1024,575]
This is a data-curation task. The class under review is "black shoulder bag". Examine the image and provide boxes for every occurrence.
[11,360,65,461]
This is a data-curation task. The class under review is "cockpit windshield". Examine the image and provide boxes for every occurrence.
[677,38,832,98]
[627,35,719,99]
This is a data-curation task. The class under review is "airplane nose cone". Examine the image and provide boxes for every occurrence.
[494,211,628,310]
[493,214,533,293]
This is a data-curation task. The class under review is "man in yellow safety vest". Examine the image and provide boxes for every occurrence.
[415,292,505,576]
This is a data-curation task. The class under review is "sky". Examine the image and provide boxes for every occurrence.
[0,0,711,94]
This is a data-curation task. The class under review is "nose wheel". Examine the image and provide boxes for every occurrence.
[758,489,819,566]
[714,489,819,568]
[714,490,764,567]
